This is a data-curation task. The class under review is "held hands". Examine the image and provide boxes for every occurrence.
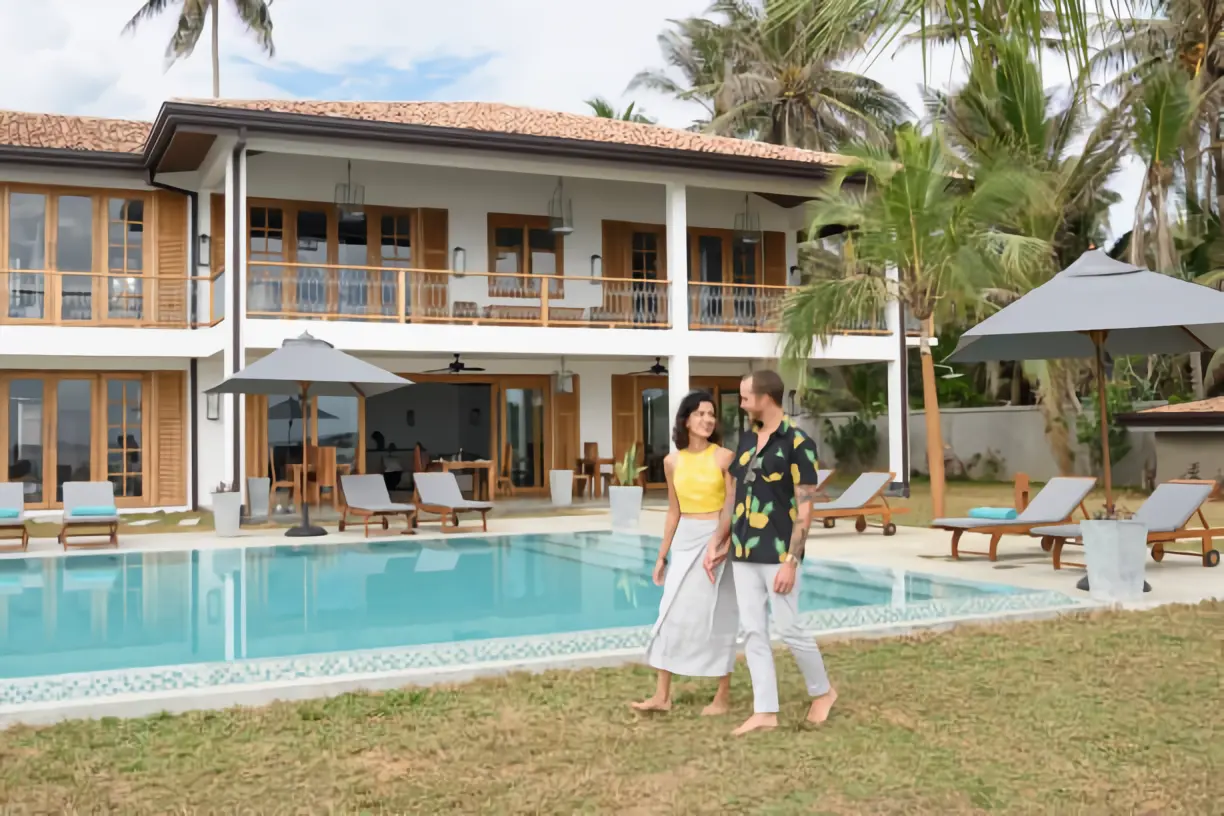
[773,560,798,595]
[703,538,728,583]
[652,556,667,586]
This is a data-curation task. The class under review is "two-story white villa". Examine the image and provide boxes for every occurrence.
[0,99,911,511]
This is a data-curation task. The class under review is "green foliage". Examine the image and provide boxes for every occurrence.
[1076,383,1134,475]
[822,411,880,470]
[613,443,647,487]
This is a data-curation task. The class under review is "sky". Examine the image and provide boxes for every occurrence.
[0,0,1142,237]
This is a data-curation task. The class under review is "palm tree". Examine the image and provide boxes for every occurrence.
[633,0,909,150]
[584,97,656,124]
[929,34,1127,471]
[779,126,1050,516]
[124,0,275,98]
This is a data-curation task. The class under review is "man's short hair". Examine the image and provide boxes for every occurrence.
[743,370,785,407]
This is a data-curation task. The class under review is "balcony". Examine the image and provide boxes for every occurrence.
[687,282,889,335]
[0,269,220,329]
[246,262,671,328]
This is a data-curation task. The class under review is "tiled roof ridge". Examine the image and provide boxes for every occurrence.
[1139,397,1224,414]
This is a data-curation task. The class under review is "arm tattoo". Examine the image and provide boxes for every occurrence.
[788,484,820,560]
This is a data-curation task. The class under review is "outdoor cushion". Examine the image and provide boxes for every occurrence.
[1031,481,1214,540]
[71,506,118,518]
[415,472,493,510]
[1029,523,1083,539]
[340,474,415,512]
[935,477,1096,529]
[815,472,891,511]
[0,508,18,519]
[968,507,1017,521]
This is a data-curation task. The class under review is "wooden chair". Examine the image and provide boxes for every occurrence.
[269,445,298,510]
[496,442,516,497]
[306,446,339,510]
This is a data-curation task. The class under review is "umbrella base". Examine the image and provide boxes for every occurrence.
[285,524,327,538]
[1076,576,1151,593]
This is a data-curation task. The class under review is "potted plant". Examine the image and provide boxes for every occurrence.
[211,481,243,538]
[1080,505,1149,603]
[609,443,646,533]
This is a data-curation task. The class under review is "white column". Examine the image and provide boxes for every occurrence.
[221,146,249,491]
[665,183,688,332]
[884,265,906,488]
[668,353,691,452]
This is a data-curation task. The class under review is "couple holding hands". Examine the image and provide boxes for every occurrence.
[631,370,837,736]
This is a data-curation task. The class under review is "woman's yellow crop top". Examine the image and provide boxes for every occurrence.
[672,445,725,514]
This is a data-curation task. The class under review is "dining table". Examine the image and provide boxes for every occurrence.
[438,459,494,501]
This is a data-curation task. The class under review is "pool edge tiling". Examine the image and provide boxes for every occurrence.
[0,587,1088,712]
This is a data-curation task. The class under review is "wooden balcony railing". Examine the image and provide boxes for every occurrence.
[246,262,671,328]
[0,268,219,329]
[687,282,889,335]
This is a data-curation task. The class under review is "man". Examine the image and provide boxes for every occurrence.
[704,370,836,735]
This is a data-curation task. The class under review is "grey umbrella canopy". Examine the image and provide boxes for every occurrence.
[947,249,1224,511]
[207,332,413,536]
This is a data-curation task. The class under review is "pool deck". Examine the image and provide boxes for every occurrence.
[1,511,1220,727]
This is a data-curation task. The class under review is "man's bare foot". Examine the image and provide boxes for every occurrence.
[805,688,838,725]
[732,713,777,735]
[630,697,672,713]
[701,698,730,716]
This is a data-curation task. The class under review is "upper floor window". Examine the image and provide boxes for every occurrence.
[487,214,564,298]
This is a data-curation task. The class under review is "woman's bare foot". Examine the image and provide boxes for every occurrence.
[700,698,730,716]
[732,712,777,735]
[630,697,672,713]
[805,688,838,725]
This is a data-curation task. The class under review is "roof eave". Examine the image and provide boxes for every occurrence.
[1117,411,1224,427]
[147,102,841,181]
[0,145,144,171]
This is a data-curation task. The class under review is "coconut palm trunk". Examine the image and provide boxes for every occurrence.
[917,316,947,517]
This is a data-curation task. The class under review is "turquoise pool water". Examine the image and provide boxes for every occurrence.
[0,531,1034,681]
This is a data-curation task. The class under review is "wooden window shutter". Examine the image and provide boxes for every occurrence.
[610,374,640,466]
[762,231,787,287]
[152,371,187,506]
[419,208,449,270]
[601,220,629,277]
[551,376,581,471]
[155,191,189,326]
[210,194,226,271]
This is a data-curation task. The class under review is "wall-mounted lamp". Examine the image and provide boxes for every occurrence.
[206,392,221,421]
[789,265,801,285]
[452,247,466,277]
[198,234,211,267]
[590,254,602,276]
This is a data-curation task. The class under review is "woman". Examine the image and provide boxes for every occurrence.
[631,391,738,715]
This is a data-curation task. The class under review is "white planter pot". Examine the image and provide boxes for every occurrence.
[549,470,574,507]
[1081,519,1148,604]
[609,485,643,533]
[212,491,243,538]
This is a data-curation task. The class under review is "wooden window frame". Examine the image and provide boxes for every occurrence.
[486,213,565,298]
[0,371,160,509]
[1,183,155,326]
[601,220,667,280]
[687,227,764,285]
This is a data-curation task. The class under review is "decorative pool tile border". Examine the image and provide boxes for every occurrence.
[0,589,1087,709]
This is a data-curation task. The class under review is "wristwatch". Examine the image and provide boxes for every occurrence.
[781,553,799,565]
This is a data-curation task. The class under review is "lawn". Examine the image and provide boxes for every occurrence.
[1,603,1220,814]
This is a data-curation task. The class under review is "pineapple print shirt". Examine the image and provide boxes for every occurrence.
[728,415,821,564]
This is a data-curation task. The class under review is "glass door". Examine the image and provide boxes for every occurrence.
[6,378,47,508]
[718,389,747,451]
[690,232,725,326]
[501,385,545,489]
[640,386,669,487]
[294,208,329,315]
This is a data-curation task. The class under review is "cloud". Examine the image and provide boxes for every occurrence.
[0,0,1140,238]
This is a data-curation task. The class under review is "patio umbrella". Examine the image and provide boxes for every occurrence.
[947,249,1224,512]
[208,331,413,537]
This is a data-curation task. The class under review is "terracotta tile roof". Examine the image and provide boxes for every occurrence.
[179,99,853,167]
[1140,398,1224,414]
[0,110,150,154]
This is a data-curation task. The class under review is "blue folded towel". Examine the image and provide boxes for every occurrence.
[0,508,19,519]
[968,506,1017,521]
[71,506,118,517]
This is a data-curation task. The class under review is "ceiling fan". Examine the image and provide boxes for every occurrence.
[426,354,487,374]
[629,357,668,376]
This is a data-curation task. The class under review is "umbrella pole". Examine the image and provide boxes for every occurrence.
[287,382,326,537]
[1092,331,1114,515]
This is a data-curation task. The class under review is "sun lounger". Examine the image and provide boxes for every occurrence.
[413,472,493,533]
[933,476,1096,561]
[338,474,417,538]
[59,481,120,550]
[810,471,906,536]
[812,469,835,502]
[1030,479,1223,569]
[0,483,29,552]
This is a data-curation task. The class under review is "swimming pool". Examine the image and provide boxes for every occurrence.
[0,532,1079,710]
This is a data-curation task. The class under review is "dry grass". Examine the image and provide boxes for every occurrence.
[0,604,1221,814]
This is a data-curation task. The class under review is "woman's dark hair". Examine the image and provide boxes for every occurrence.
[672,390,721,450]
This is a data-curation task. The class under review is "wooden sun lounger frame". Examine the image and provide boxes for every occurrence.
[59,519,120,550]
[0,523,29,552]
[412,492,490,534]
[935,473,1093,561]
[337,484,418,539]
[810,471,907,537]
[1041,479,1223,570]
